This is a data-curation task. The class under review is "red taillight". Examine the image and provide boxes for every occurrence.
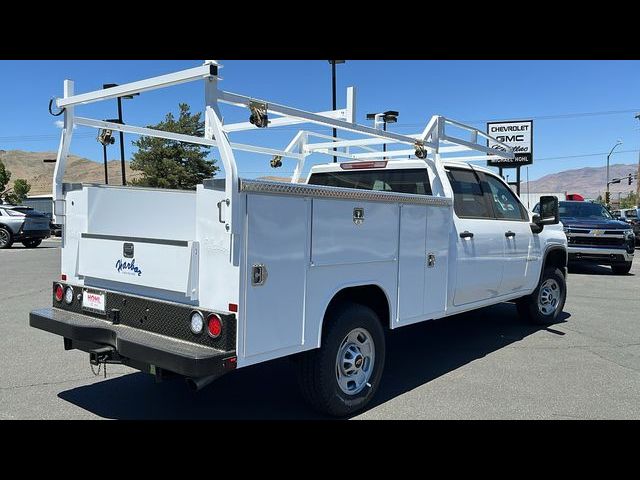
[207,314,223,338]
[61,274,67,281]
[228,303,238,313]
[54,284,64,302]
[340,161,388,170]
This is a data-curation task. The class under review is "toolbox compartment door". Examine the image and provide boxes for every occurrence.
[77,235,199,298]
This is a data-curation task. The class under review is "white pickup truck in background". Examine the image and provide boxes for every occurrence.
[30,62,567,416]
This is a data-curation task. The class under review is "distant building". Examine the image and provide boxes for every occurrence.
[21,194,53,218]
[518,192,566,210]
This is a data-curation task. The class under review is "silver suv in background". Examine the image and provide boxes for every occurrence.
[618,207,640,245]
[0,205,51,249]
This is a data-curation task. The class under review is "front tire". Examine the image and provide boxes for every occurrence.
[22,239,42,248]
[295,303,385,417]
[0,227,13,249]
[517,267,566,325]
[611,262,632,275]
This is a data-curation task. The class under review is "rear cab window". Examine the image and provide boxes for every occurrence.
[308,168,432,196]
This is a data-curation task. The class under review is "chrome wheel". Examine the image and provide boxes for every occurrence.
[538,278,561,316]
[335,327,375,395]
[0,229,9,248]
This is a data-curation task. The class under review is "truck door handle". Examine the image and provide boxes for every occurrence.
[459,231,474,239]
[217,199,230,224]
[505,231,516,238]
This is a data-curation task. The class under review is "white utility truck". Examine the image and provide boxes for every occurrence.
[30,61,568,416]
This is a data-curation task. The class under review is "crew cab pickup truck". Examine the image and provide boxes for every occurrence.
[29,62,568,416]
[536,200,634,275]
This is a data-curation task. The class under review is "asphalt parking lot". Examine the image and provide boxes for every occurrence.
[1,240,639,419]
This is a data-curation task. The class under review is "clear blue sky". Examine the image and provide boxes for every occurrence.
[1,60,639,182]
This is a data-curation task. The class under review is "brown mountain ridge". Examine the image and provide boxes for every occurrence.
[521,163,638,199]
[0,150,637,199]
[0,150,141,196]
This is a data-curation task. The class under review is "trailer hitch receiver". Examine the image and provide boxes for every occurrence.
[89,346,117,366]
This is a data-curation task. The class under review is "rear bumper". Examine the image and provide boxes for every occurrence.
[15,229,50,241]
[568,246,634,264]
[30,308,236,378]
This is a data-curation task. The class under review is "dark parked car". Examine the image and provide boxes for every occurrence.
[0,205,51,249]
[43,212,62,237]
[535,201,635,275]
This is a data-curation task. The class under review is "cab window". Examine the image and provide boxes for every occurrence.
[445,168,493,219]
[480,173,529,221]
[308,168,432,195]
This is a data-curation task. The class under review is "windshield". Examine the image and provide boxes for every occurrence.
[558,202,613,220]
[625,209,638,219]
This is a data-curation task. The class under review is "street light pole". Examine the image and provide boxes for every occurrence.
[366,111,399,161]
[635,114,640,206]
[103,144,109,184]
[103,83,139,186]
[97,124,116,184]
[606,140,623,205]
[117,96,126,186]
[383,121,387,154]
[328,61,345,163]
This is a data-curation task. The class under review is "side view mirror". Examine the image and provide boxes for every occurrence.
[531,196,559,233]
[538,196,560,225]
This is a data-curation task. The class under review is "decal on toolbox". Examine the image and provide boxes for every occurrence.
[115,258,143,276]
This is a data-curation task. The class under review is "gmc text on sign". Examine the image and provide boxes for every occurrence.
[486,120,533,167]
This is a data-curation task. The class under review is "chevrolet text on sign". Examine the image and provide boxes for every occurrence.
[486,120,533,167]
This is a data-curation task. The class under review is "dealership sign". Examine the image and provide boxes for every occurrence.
[486,120,533,167]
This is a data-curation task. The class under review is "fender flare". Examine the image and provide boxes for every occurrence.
[540,245,568,282]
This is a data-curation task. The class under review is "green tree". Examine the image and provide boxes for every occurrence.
[0,161,10,199]
[130,103,218,189]
[620,192,637,209]
[0,160,31,204]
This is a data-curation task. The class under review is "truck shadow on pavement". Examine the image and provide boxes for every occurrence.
[568,263,634,276]
[58,303,569,419]
[1,245,59,250]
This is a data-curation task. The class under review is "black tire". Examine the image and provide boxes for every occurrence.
[295,302,385,417]
[611,262,632,275]
[0,227,13,249]
[22,239,42,248]
[516,267,566,325]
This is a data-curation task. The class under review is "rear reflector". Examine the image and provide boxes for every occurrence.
[54,284,64,302]
[64,286,74,305]
[224,356,238,370]
[207,314,223,338]
[190,311,204,335]
[340,161,388,170]
[228,303,238,313]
